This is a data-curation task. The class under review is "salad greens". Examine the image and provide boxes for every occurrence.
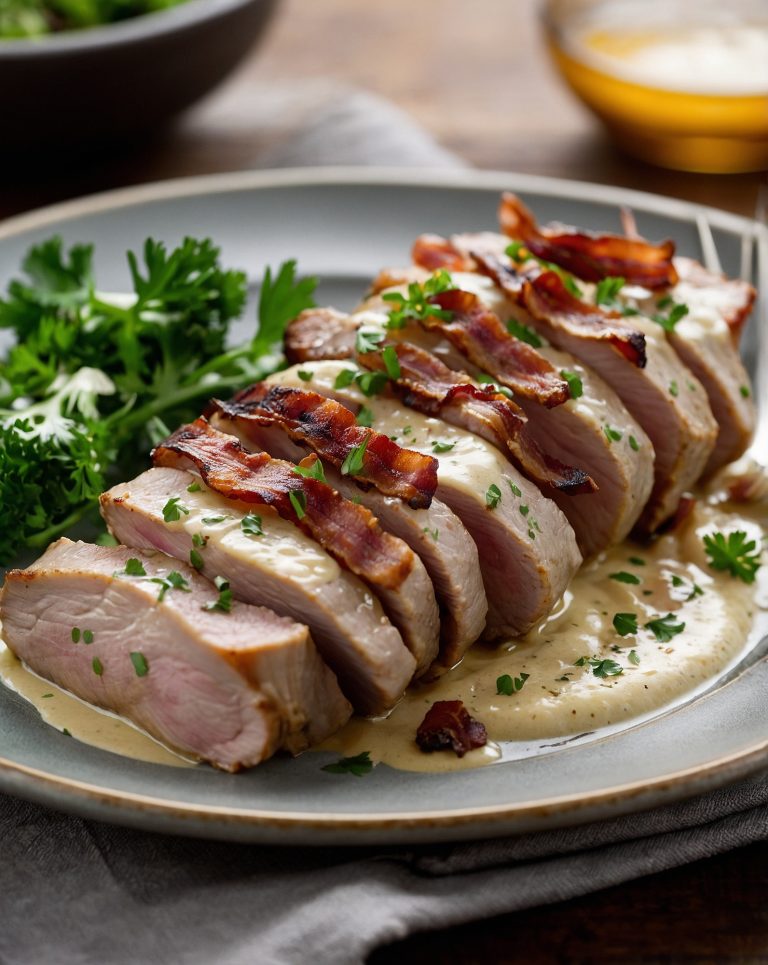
[0,235,317,563]
[0,0,187,38]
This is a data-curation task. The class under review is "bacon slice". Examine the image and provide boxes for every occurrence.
[357,341,596,495]
[416,700,488,757]
[285,308,357,364]
[152,418,414,591]
[422,288,571,407]
[412,234,475,272]
[499,192,679,290]
[522,272,648,367]
[207,384,438,509]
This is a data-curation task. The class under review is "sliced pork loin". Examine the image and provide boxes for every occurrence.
[207,388,488,668]
[149,420,440,678]
[497,194,755,478]
[101,467,417,715]
[334,283,655,556]
[0,539,351,771]
[268,361,583,640]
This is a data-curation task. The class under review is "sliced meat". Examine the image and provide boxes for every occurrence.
[151,420,439,675]
[268,361,583,640]
[218,383,439,509]
[100,468,417,715]
[633,257,756,474]
[285,307,357,364]
[522,272,718,531]
[0,539,352,771]
[319,293,654,556]
[498,192,679,289]
[207,396,488,669]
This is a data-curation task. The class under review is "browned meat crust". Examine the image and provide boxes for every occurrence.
[284,307,357,363]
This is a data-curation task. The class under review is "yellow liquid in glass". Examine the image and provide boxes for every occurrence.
[549,24,768,172]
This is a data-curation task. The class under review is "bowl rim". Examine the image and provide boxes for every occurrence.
[0,0,269,57]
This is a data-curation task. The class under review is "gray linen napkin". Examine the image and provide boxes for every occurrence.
[1,83,766,965]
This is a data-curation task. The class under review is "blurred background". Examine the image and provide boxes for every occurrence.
[1,0,765,221]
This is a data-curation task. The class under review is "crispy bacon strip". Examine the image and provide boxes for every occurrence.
[499,192,679,290]
[357,342,596,495]
[412,234,476,272]
[523,272,648,367]
[285,308,357,364]
[208,383,438,509]
[152,418,414,590]
[416,700,487,757]
[422,288,571,408]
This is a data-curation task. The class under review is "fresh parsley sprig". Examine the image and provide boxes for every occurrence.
[382,271,455,329]
[703,530,762,584]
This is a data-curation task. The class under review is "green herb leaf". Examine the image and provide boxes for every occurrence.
[355,329,385,354]
[92,657,103,676]
[703,530,762,584]
[652,300,689,332]
[381,345,401,379]
[241,513,264,537]
[628,649,640,666]
[354,370,388,397]
[71,627,81,643]
[485,483,502,509]
[334,368,357,390]
[356,406,374,428]
[95,532,119,547]
[496,672,529,695]
[201,515,230,526]
[423,526,439,542]
[253,260,317,358]
[609,571,641,585]
[431,440,455,454]
[603,425,623,443]
[186,481,202,493]
[162,496,189,523]
[202,575,233,613]
[740,385,751,399]
[82,629,94,645]
[628,435,640,452]
[121,558,147,577]
[297,369,313,382]
[289,490,307,519]
[321,751,374,776]
[292,459,326,483]
[151,570,191,603]
[595,276,626,308]
[560,369,583,399]
[382,271,454,329]
[628,556,645,566]
[507,318,543,347]
[341,436,370,476]
[130,652,149,677]
[645,613,686,642]
[613,612,638,636]
[189,549,204,571]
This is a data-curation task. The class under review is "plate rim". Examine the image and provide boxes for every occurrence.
[0,166,765,842]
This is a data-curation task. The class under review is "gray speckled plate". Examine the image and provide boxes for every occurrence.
[0,168,766,845]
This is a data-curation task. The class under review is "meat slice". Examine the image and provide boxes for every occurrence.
[151,421,440,676]
[101,468,417,715]
[285,307,357,364]
[207,395,488,669]
[322,291,654,556]
[522,272,718,531]
[0,539,352,771]
[633,257,756,474]
[268,361,583,640]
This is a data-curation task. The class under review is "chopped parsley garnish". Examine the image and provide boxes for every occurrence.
[41,693,54,699]
[289,490,307,519]
[192,532,207,548]
[595,276,625,309]
[652,300,689,332]
[162,497,189,523]
[96,532,119,547]
[297,369,313,382]
[382,271,454,329]
[152,571,191,603]
[560,369,583,399]
[519,504,530,517]
[201,514,231,526]
[82,630,94,645]
[740,385,751,398]
[202,575,233,613]
[670,574,684,587]
[355,328,385,354]
[485,483,502,509]
[628,556,645,566]
[354,370,388,397]
[688,583,704,601]
[496,672,529,695]
[574,656,623,678]
[356,406,374,428]
[603,425,623,443]
[628,649,640,666]
[431,440,455,454]
[334,368,357,389]
[341,436,370,476]
[292,458,326,484]
[507,317,543,347]
[130,652,149,677]
[119,558,147,577]
[321,750,374,776]
[241,513,264,537]
[186,481,202,493]
[508,481,522,497]
[505,244,583,297]
[703,530,762,584]
[610,571,641,585]
[71,627,81,643]
[423,526,439,542]
[628,435,640,451]
[669,380,679,397]
[381,345,401,380]
[613,612,638,636]
[189,549,204,571]
[92,657,103,676]
[645,613,685,642]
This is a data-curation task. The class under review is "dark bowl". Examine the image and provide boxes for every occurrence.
[0,0,278,147]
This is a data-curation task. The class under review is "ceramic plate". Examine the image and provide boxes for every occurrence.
[0,168,765,845]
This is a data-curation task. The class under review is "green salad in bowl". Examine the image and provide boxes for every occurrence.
[0,0,189,37]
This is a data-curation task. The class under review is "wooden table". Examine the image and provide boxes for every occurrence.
[2,1,766,960]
